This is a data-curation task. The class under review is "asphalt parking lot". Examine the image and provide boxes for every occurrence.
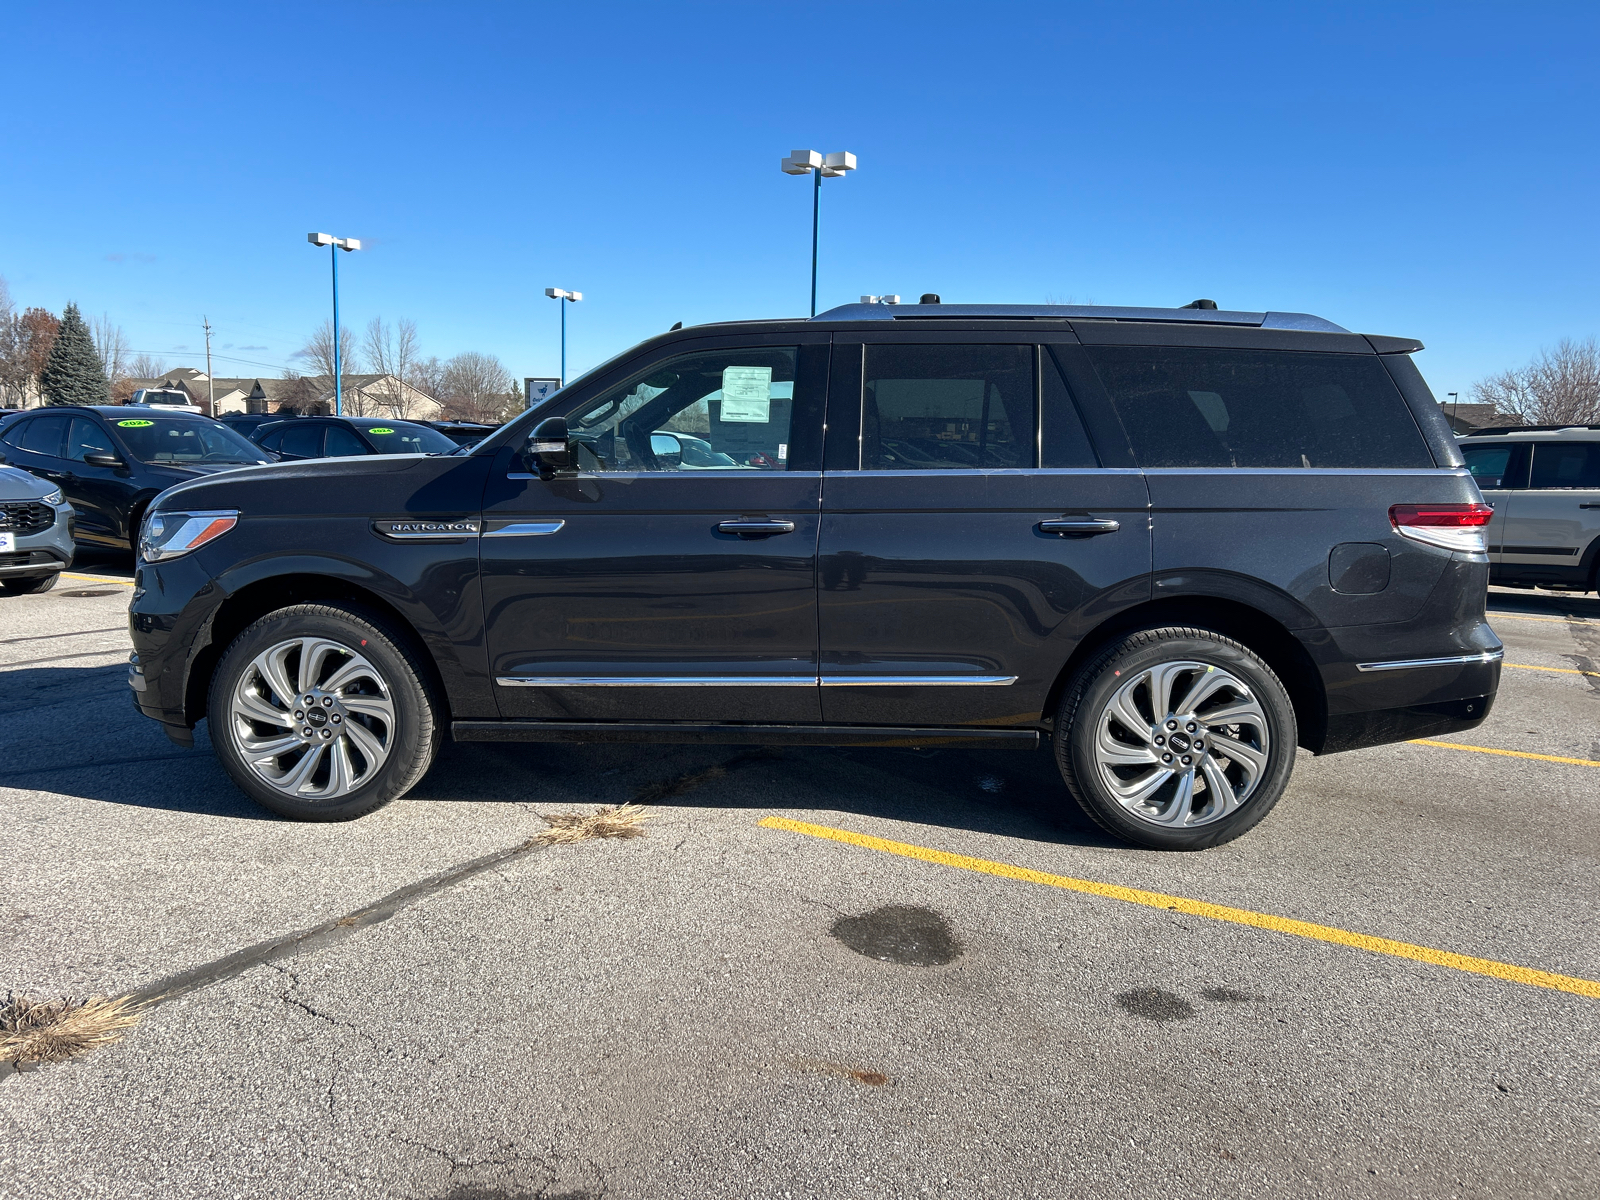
[2,556,1597,1200]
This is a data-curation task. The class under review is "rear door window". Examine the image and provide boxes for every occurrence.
[1530,442,1600,489]
[861,344,1034,470]
[1086,347,1433,469]
[18,415,69,456]
[1461,442,1529,489]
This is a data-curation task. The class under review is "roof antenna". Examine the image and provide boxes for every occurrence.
[1181,298,1218,310]
[919,293,941,304]
[670,321,682,330]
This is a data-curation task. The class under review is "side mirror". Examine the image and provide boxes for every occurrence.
[522,416,572,480]
[649,432,683,465]
[84,452,125,469]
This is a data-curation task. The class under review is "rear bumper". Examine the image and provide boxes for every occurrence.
[1301,551,1500,754]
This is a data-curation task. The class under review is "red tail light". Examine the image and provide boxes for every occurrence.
[1389,503,1492,553]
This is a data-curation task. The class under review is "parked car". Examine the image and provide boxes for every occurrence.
[0,463,75,594]
[254,415,458,460]
[0,406,273,550]
[128,388,202,412]
[424,420,498,447]
[129,299,1500,849]
[1458,424,1600,592]
[220,412,300,443]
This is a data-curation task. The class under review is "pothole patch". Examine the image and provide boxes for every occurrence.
[830,905,962,966]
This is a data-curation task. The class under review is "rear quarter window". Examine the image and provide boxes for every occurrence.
[1087,347,1434,469]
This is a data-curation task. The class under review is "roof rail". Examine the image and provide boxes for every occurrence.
[1461,423,1600,436]
[808,302,1349,333]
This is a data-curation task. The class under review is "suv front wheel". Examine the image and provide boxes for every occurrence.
[208,602,442,821]
[1055,627,1297,850]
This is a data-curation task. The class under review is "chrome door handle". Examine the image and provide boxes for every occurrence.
[717,519,795,537]
[1039,518,1120,536]
[484,521,565,537]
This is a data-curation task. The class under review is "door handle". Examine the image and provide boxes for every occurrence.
[1580,503,1600,510]
[717,519,796,537]
[1039,518,1121,536]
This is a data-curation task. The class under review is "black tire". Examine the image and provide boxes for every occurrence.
[207,602,442,821]
[1,572,59,595]
[1054,626,1297,850]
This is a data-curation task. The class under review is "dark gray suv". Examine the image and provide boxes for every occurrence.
[129,299,1499,848]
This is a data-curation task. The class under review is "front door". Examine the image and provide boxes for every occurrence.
[482,338,829,723]
[817,336,1152,727]
[65,416,134,543]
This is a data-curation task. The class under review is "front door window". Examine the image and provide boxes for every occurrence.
[568,348,799,473]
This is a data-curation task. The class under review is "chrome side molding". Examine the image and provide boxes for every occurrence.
[1355,650,1503,673]
[495,673,1019,688]
[484,521,566,537]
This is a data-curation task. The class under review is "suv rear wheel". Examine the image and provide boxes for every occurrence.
[1055,627,1297,850]
[208,602,441,821]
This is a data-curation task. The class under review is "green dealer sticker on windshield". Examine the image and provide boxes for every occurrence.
[117,419,155,427]
[368,427,395,434]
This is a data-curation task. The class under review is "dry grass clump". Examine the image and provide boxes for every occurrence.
[527,803,651,846]
[1,993,143,1066]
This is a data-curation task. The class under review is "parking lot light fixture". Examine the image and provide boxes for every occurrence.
[544,288,583,386]
[781,149,857,316]
[307,232,361,415]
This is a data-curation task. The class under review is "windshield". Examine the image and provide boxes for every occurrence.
[110,416,273,465]
[353,421,457,455]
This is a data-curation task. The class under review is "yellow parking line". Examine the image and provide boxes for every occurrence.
[1505,662,1600,678]
[759,816,1600,999]
[1489,611,1596,625]
[1409,739,1600,769]
[61,573,134,586]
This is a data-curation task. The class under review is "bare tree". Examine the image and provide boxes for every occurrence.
[439,351,515,423]
[0,277,21,405]
[362,317,421,417]
[275,369,325,415]
[293,320,359,406]
[90,314,132,385]
[407,355,447,405]
[128,353,169,379]
[1472,338,1600,426]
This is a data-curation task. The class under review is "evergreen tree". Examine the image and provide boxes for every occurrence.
[41,303,109,406]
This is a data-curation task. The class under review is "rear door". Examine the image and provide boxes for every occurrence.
[481,335,828,723]
[816,332,1151,727]
[1459,439,1528,564]
[1500,439,1600,579]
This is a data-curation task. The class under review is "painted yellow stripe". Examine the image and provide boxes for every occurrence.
[61,572,134,586]
[1505,661,1600,679]
[759,816,1600,999]
[1490,611,1596,625]
[1409,739,1600,769]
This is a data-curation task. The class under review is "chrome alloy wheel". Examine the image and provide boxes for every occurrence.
[229,637,396,801]
[1093,659,1271,828]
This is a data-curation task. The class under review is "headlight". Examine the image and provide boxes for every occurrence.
[42,489,63,505]
[139,509,239,563]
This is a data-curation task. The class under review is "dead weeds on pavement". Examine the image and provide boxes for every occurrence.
[1,992,142,1066]
[527,802,651,846]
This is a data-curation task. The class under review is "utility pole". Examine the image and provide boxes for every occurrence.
[203,316,214,415]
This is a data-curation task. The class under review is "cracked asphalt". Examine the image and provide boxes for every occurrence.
[2,557,1598,1199]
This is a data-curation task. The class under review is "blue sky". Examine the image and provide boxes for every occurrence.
[2,1,1595,404]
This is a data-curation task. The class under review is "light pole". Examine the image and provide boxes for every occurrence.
[307,232,361,414]
[544,288,582,385]
[781,150,857,316]
[1447,391,1459,429]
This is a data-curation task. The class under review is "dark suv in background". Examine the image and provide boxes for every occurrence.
[128,300,1498,849]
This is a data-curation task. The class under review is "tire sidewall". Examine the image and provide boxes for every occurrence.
[208,604,436,821]
[1058,629,1297,850]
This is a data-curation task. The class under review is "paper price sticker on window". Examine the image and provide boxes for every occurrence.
[720,366,773,423]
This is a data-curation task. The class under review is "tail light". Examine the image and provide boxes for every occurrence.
[1389,503,1492,553]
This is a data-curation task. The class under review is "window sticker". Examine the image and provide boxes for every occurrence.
[117,419,155,428]
[367,427,395,434]
[720,366,773,423]
[777,443,788,461]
